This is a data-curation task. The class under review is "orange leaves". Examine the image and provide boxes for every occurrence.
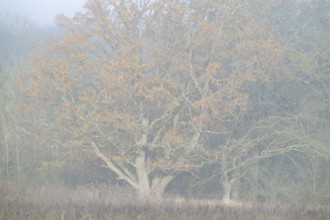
[110,155,125,162]
[162,129,178,145]
[16,0,297,177]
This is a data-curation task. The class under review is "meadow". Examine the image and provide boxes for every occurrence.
[0,184,329,220]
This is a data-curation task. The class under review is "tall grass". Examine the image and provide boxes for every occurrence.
[0,184,328,220]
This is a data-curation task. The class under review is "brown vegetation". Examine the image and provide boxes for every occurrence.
[0,185,329,220]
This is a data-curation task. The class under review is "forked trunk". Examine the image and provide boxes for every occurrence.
[135,152,175,198]
[136,175,175,198]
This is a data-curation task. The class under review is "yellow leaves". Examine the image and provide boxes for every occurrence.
[162,128,187,146]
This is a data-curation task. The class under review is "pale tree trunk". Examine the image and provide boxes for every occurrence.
[231,167,241,201]
[135,116,153,196]
[5,138,9,177]
[16,145,20,176]
[92,140,175,197]
[135,151,151,196]
[135,116,176,197]
[91,115,176,197]
[222,176,232,203]
[251,160,260,201]
[135,151,175,197]
[151,175,175,197]
[221,165,235,203]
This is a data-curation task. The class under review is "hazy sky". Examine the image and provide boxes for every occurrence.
[0,0,86,26]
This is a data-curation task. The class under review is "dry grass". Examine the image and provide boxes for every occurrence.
[0,184,329,220]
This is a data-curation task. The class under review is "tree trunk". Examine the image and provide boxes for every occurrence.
[5,138,9,177]
[221,173,233,203]
[135,151,175,197]
[151,175,175,197]
[222,181,232,202]
[251,160,260,201]
[135,151,151,196]
[92,140,174,198]
[232,169,241,201]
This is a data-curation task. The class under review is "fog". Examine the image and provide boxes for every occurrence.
[0,0,329,219]
[0,0,85,26]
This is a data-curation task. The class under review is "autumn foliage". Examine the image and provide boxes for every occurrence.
[18,0,302,196]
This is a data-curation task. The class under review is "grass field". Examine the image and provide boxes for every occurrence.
[0,185,329,220]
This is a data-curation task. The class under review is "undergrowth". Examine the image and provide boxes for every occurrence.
[0,184,328,220]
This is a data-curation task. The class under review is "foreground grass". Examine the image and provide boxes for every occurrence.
[0,185,329,220]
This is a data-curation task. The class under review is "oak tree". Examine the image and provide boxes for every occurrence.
[18,0,294,196]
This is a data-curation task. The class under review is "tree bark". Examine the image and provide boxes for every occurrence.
[222,179,232,203]
[221,170,234,203]
[151,175,175,197]
[135,151,151,195]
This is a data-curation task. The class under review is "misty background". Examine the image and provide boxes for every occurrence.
[0,0,85,26]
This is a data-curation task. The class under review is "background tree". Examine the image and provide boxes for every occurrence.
[0,14,52,184]
[181,0,330,203]
[212,0,330,203]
